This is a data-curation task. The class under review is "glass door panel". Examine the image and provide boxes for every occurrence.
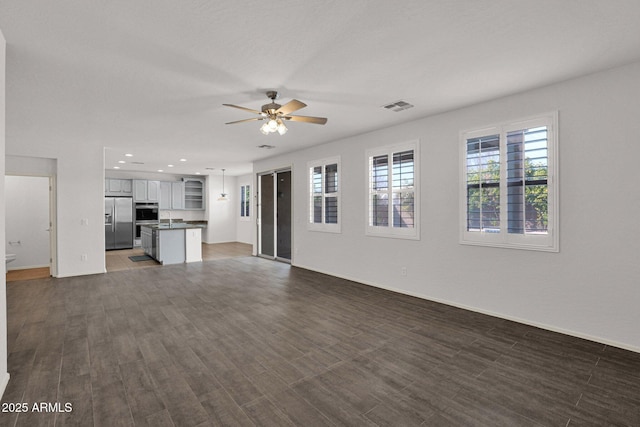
[259,173,275,257]
[276,170,292,260]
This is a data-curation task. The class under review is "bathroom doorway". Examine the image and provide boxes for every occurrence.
[5,175,55,280]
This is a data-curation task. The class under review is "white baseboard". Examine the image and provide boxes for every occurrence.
[292,262,640,354]
[0,372,10,400]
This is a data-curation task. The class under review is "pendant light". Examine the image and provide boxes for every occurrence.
[218,168,228,201]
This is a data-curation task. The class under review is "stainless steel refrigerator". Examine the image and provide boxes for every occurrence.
[105,197,133,250]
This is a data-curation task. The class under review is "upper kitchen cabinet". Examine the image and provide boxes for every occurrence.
[160,181,185,210]
[184,178,205,210]
[134,179,160,202]
[105,178,133,196]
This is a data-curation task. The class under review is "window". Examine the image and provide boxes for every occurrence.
[240,185,250,218]
[367,141,419,239]
[308,157,340,232]
[461,113,558,251]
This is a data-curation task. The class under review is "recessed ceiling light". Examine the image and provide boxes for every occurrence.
[125,153,133,157]
[180,158,187,162]
[118,160,126,164]
[195,172,201,175]
[168,164,174,167]
[113,166,120,169]
[158,169,164,172]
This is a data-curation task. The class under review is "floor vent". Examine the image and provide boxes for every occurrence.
[382,100,414,112]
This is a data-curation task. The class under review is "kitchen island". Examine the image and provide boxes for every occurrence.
[140,223,204,265]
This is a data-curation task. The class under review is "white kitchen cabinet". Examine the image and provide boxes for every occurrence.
[159,182,171,209]
[148,180,160,202]
[156,228,185,264]
[172,181,185,210]
[134,180,147,201]
[105,178,133,196]
[160,181,185,210]
[185,228,202,262]
[141,226,153,256]
[140,224,203,265]
[134,180,160,202]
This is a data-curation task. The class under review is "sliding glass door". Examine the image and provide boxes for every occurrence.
[258,169,292,262]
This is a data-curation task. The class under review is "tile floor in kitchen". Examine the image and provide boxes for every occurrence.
[6,242,253,282]
[105,242,253,272]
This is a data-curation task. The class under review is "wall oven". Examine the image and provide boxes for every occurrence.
[134,204,159,245]
[135,203,159,222]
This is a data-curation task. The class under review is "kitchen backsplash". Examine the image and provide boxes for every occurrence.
[158,209,206,222]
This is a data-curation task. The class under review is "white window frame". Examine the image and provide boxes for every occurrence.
[366,140,420,240]
[307,156,341,233]
[460,112,559,252]
[240,184,251,220]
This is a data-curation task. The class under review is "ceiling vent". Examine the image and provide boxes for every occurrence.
[382,100,414,112]
[131,161,145,164]
[257,144,276,149]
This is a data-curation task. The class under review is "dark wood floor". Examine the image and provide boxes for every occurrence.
[1,256,639,426]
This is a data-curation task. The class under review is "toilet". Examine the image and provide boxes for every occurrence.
[6,254,16,264]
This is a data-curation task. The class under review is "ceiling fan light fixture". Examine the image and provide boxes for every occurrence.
[224,91,327,135]
[277,120,288,135]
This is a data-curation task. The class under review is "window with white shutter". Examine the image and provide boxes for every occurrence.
[240,185,250,218]
[308,157,341,233]
[367,141,419,239]
[461,113,558,251]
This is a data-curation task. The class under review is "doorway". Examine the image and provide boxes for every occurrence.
[5,175,56,279]
[258,169,292,262]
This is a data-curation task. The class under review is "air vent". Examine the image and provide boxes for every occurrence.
[258,144,276,149]
[205,167,215,170]
[131,161,145,164]
[382,100,414,112]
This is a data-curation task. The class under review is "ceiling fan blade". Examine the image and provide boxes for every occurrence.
[222,103,264,115]
[225,118,263,125]
[284,115,328,125]
[275,99,307,115]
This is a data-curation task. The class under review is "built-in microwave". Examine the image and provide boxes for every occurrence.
[135,204,159,222]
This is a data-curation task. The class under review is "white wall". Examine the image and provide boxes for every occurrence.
[5,149,104,277]
[254,60,640,352]
[0,27,9,399]
[5,176,50,270]
[204,174,237,243]
[236,173,253,245]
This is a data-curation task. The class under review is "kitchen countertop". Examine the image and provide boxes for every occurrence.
[141,223,206,230]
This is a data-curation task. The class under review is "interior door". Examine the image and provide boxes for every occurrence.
[258,169,292,262]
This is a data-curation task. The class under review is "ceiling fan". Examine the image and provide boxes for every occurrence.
[223,91,328,135]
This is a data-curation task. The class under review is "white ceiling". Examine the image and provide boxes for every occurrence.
[2,1,640,176]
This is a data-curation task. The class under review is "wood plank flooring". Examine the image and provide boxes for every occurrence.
[1,256,639,426]
[5,267,50,282]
